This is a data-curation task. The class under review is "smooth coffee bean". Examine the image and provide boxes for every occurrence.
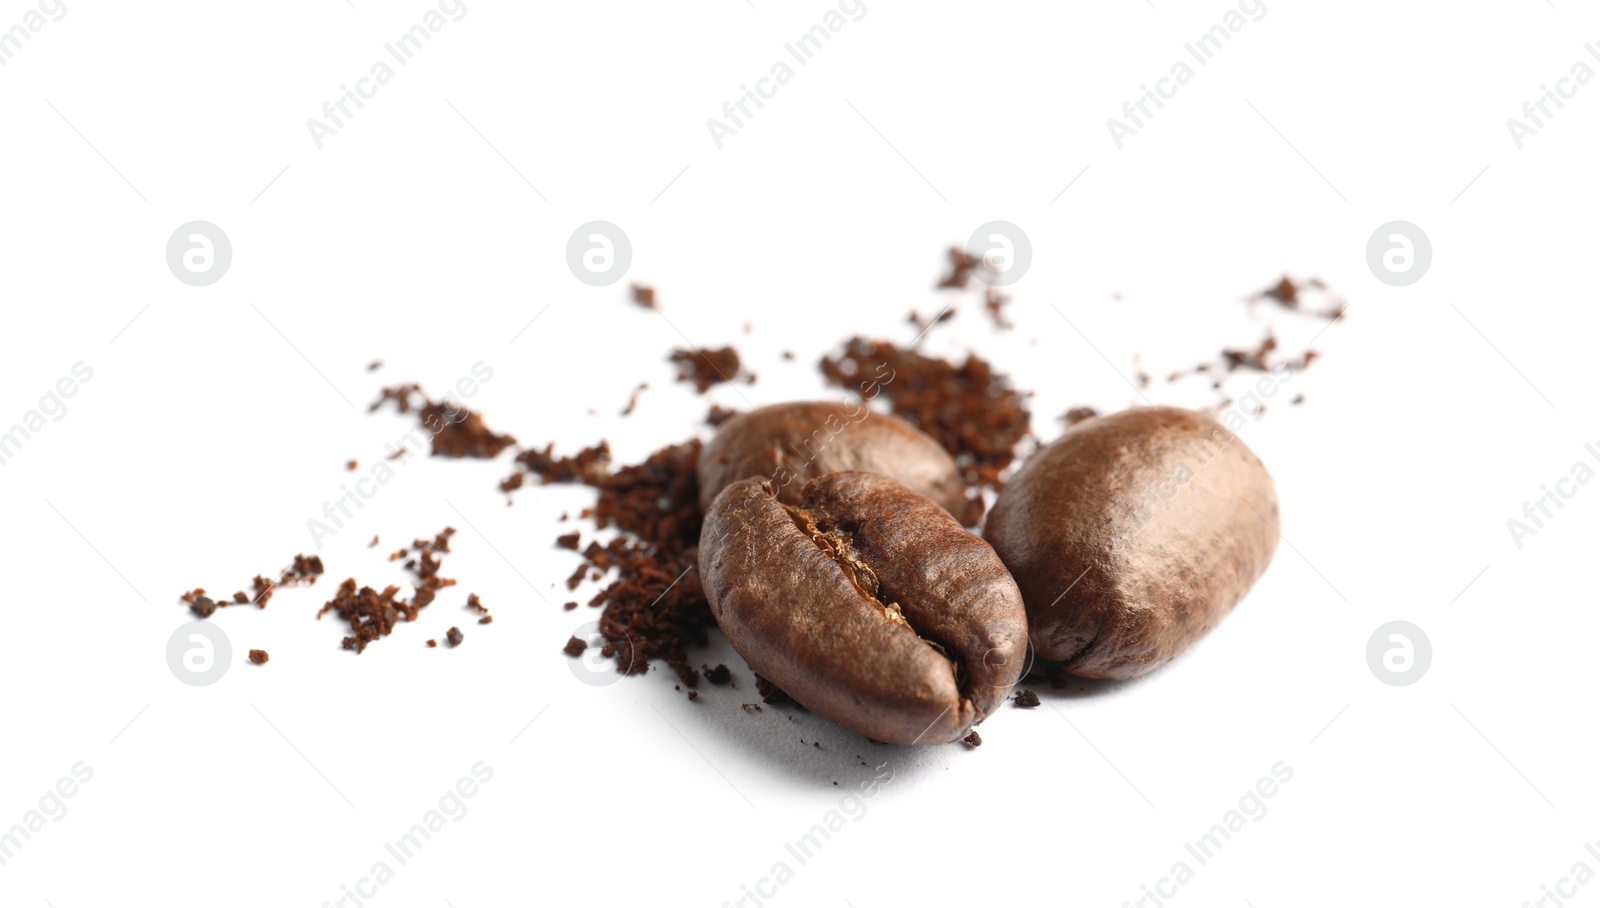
[700,471,1027,745]
[698,402,964,516]
[984,407,1278,680]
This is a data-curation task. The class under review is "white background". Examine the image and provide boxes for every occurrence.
[2,1,1596,906]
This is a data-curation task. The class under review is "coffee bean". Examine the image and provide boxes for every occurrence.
[984,407,1278,680]
[698,402,963,516]
[700,471,1027,745]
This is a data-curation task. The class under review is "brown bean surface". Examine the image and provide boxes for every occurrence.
[697,402,964,515]
[984,407,1279,680]
[700,472,1027,745]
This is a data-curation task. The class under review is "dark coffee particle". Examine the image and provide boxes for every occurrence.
[621,382,648,416]
[369,535,380,548]
[318,529,457,653]
[1013,689,1041,708]
[687,690,699,701]
[819,338,1031,498]
[563,636,587,657]
[478,615,493,624]
[703,663,732,686]
[935,246,981,289]
[563,601,578,611]
[669,347,742,393]
[248,650,269,665]
[346,460,358,471]
[367,360,383,372]
[556,532,581,551]
[446,627,464,647]
[963,731,982,747]
[1063,406,1099,426]
[755,673,792,706]
[705,403,739,427]
[427,639,438,648]
[983,287,1013,330]
[370,385,516,459]
[631,283,657,309]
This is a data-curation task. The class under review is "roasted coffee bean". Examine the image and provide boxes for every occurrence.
[697,402,964,515]
[984,407,1278,680]
[700,471,1027,745]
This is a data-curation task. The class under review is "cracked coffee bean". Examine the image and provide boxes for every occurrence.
[984,407,1279,680]
[697,402,963,516]
[700,471,1027,745]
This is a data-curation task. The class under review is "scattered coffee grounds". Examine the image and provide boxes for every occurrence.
[703,663,732,686]
[367,360,383,372]
[478,616,493,624]
[780,350,796,361]
[370,385,516,460]
[318,580,406,654]
[565,563,588,591]
[741,703,763,713]
[687,690,699,701]
[369,535,380,548]
[563,601,578,611]
[427,639,438,648]
[983,287,1013,330]
[446,627,464,647]
[1013,690,1041,708]
[182,554,324,618]
[621,382,648,416]
[466,593,487,613]
[387,448,407,461]
[819,337,1031,499]
[248,650,269,665]
[1292,394,1305,405]
[1255,275,1346,320]
[1063,406,1099,426]
[346,460,358,471]
[670,347,743,393]
[935,246,981,289]
[705,404,738,427]
[563,635,587,657]
[501,441,612,499]
[556,532,581,551]
[630,283,657,309]
[1223,333,1280,373]
[317,528,458,653]
[754,673,793,706]
[963,731,982,747]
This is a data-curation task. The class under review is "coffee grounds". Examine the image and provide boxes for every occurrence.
[908,308,956,334]
[556,531,580,550]
[249,649,269,665]
[705,404,738,427]
[754,673,792,706]
[621,382,648,416]
[935,246,981,289]
[963,731,982,747]
[563,635,587,657]
[1255,275,1346,320]
[983,287,1013,330]
[819,337,1031,501]
[370,384,516,460]
[346,460,358,472]
[317,528,459,653]
[1013,689,1040,708]
[1062,406,1099,426]
[530,439,715,685]
[703,663,732,686]
[631,283,657,309]
[427,639,438,648]
[500,441,612,499]
[446,627,464,647]
[670,347,743,393]
[182,554,324,618]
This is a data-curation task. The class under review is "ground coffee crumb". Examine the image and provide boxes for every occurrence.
[705,403,738,427]
[1062,406,1099,426]
[703,663,732,686]
[248,649,269,665]
[1014,689,1041,708]
[687,690,699,701]
[446,627,464,647]
[819,337,1031,501]
[963,731,983,747]
[556,531,581,551]
[621,382,648,416]
[935,246,981,289]
[427,639,438,648]
[370,385,516,460]
[563,601,578,611]
[670,347,743,393]
[563,635,587,657]
[631,283,656,309]
[754,673,793,706]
